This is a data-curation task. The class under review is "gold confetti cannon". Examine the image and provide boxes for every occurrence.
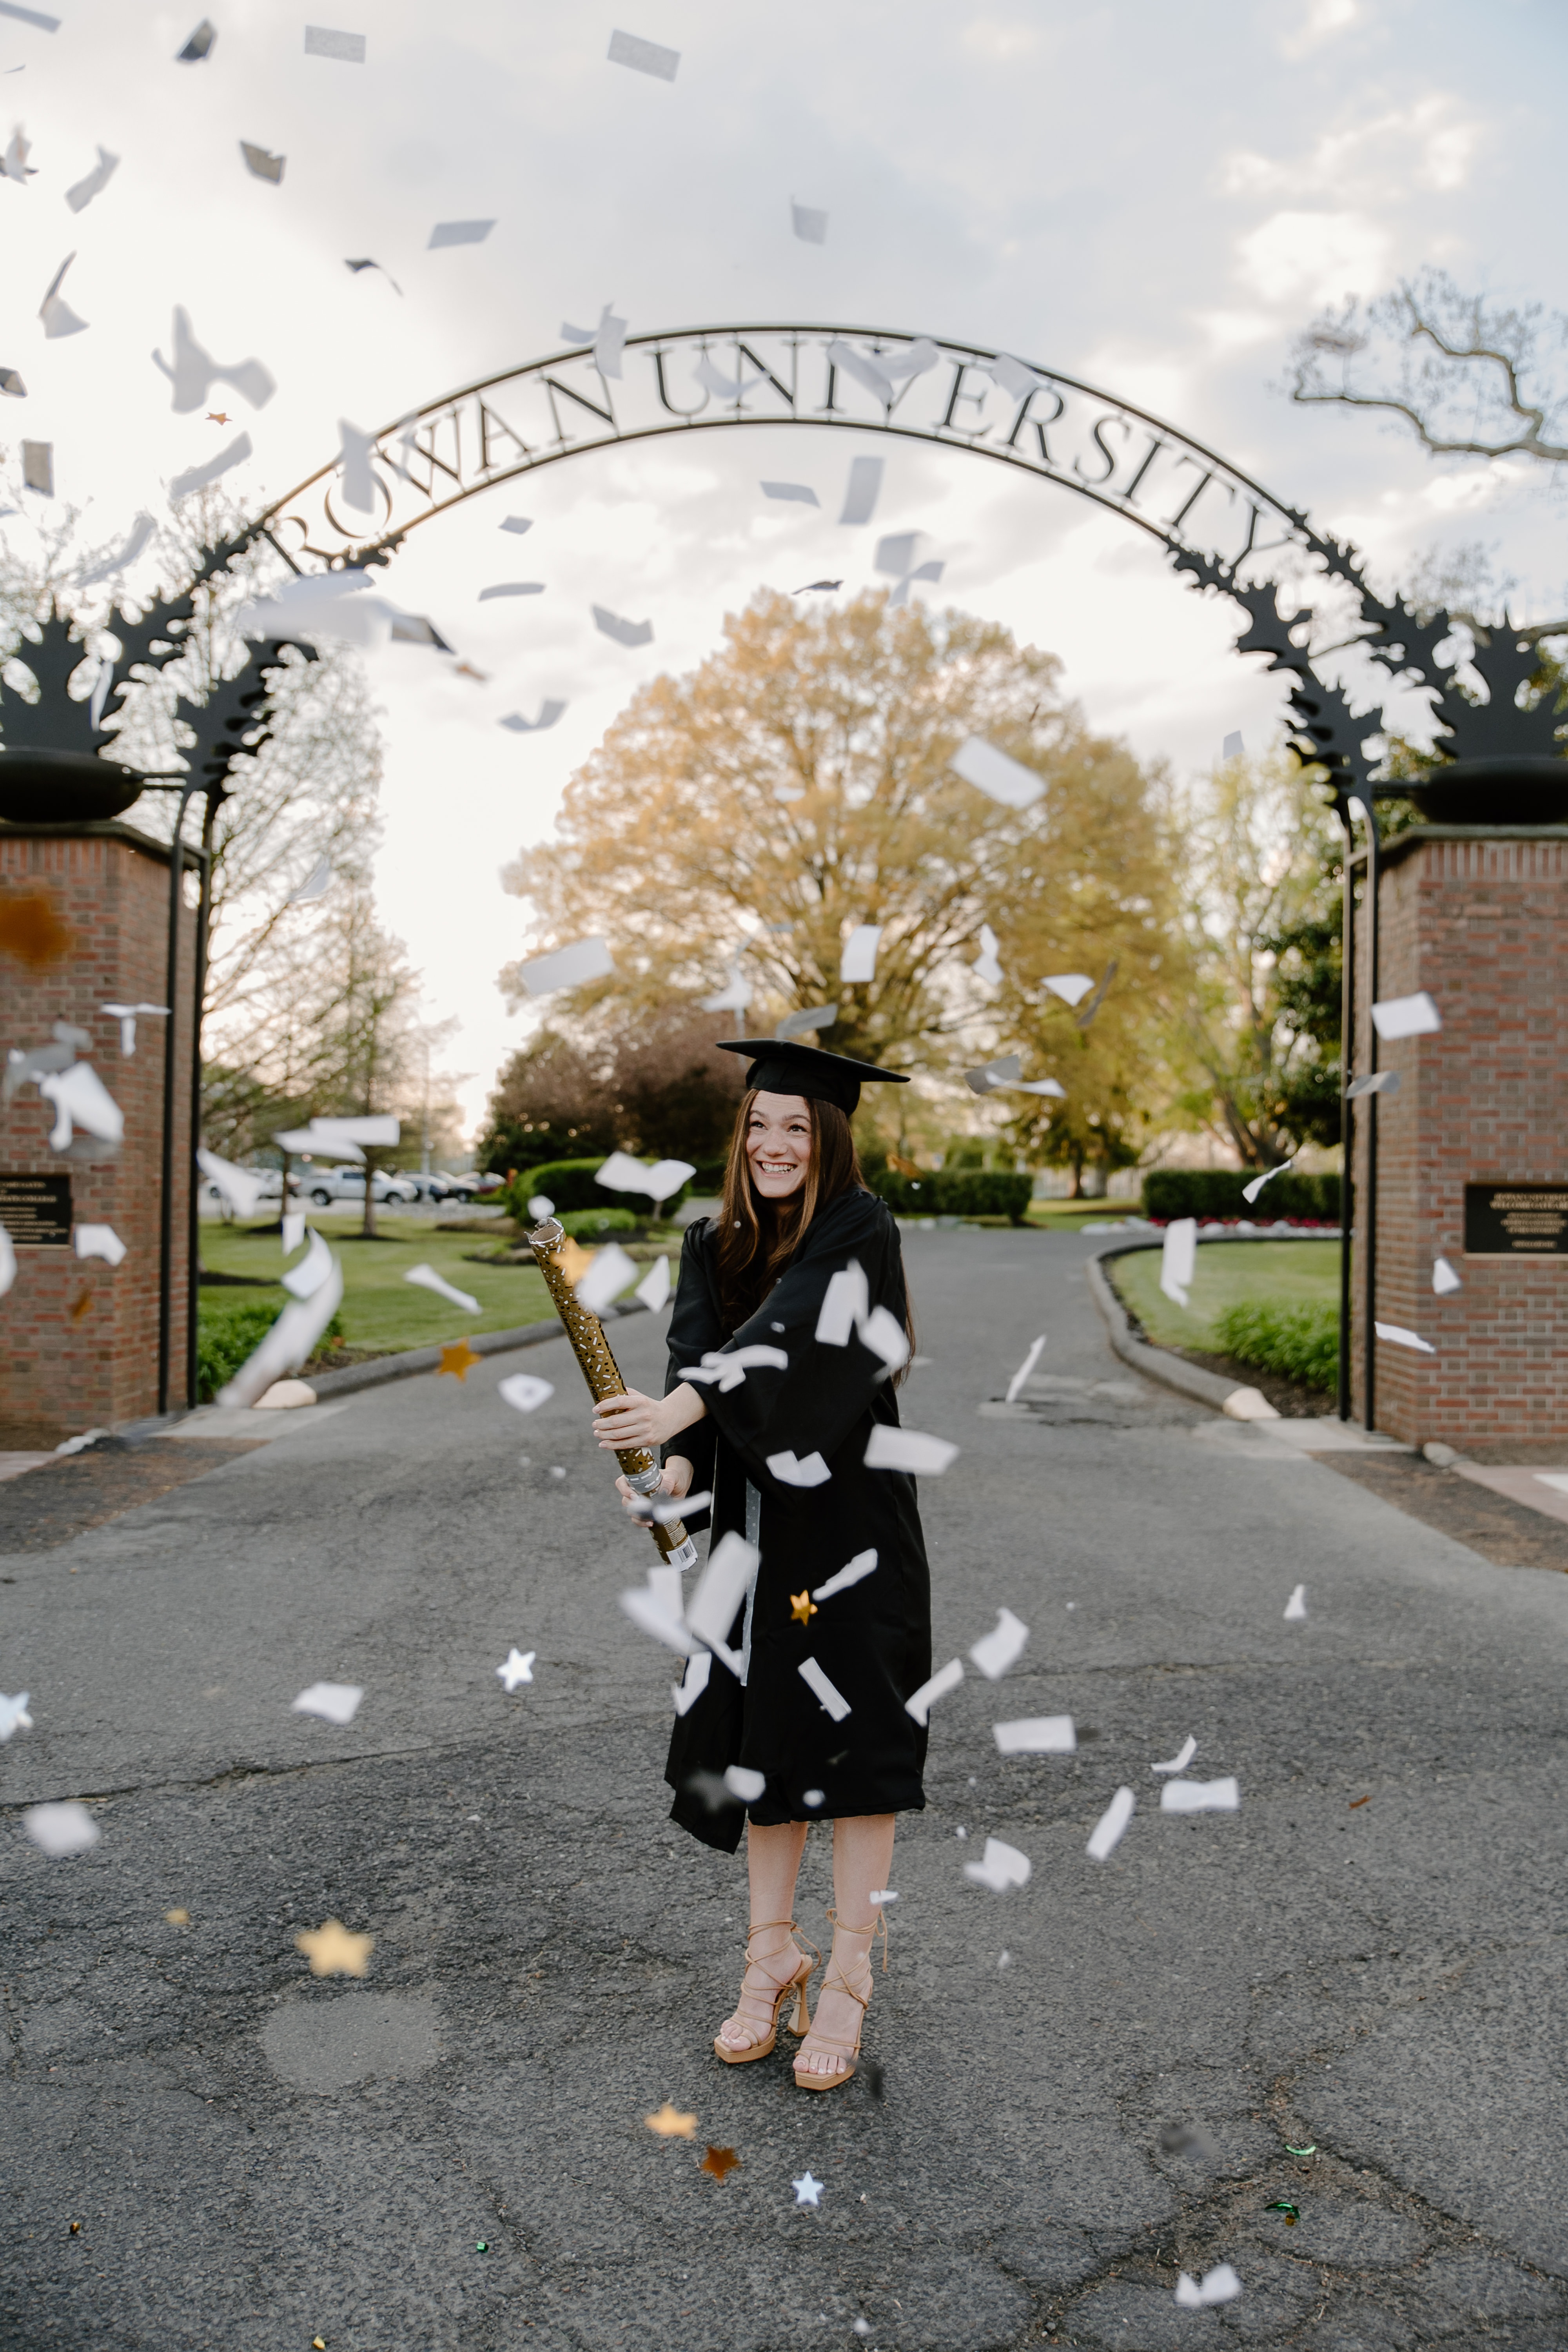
[527,1218,697,1570]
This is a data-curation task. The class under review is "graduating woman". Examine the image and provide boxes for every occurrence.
[591,1038,932,2094]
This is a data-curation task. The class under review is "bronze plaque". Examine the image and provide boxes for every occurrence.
[0,1171,74,1246]
[1464,1183,1568,1257]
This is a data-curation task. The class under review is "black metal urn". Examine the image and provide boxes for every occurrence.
[0,748,147,825]
[1405,755,1568,827]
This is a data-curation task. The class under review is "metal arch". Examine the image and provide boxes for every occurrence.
[252,323,1321,583]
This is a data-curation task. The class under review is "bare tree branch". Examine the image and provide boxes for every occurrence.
[1287,270,1568,465]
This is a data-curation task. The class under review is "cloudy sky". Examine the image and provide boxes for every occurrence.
[3,0,1563,1135]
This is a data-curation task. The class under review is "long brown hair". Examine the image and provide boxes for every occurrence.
[712,1091,916,1378]
[714,1089,864,1330]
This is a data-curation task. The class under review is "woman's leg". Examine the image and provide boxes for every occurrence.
[796,1813,895,2079]
[716,1818,810,2053]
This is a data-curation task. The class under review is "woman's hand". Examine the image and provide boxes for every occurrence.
[615,1455,695,1513]
[592,1381,706,1455]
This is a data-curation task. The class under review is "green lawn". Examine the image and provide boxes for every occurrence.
[1112,1238,1341,1352]
[199,1214,568,1357]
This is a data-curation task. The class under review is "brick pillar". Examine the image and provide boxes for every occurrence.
[1351,825,1568,1448]
[0,819,198,1444]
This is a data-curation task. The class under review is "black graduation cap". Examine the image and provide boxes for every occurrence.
[717,1036,909,1116]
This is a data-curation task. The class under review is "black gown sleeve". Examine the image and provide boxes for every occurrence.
[680,1191,907,1492]
[659,1220,722,1517]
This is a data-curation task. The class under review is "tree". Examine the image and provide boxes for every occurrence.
[499,591,1178,1145]
[973,740,1189,1195]
[1287,270,1568,639]
[1173,748,1342,1169]
[479,1005,747,1176]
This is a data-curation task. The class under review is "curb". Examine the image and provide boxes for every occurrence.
[1083,1230,1342,1418]
[303,1298,650,1399]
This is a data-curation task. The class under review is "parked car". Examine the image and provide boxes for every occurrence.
[441,1172,497,1200]
[301,1167,421,1208]
[402,1171,460,1203]
[200,1169,296,1209]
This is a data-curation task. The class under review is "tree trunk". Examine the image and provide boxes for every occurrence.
[361,1152,377,1238]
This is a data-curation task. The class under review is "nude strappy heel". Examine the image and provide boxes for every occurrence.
[713,1917,817,2065]
[792,1906,887,2092]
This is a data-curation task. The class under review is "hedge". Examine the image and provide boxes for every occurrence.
[1214,1298,1339,1392]
[558,1206,639,1240]
[196,1302,344,1402]
[867,1167,1033,1222]
[1141,1169,1341,1223]
[501,1156,693,1222]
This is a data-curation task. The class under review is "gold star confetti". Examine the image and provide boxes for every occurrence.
[207,410,231,424]
[439,1339,482,1381]
[454,661,489,681]
[789,1591,817,1625]
[69,1290,94,1323]
[164,1907,190,1926]
[701,2144,740,2180]
[294,1918,374,1977]
[644,2102,696,2138]
[558,1235,595,1289]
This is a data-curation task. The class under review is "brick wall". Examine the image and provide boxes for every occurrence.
[0,822,196,1442]
[1350,827,1568,1447]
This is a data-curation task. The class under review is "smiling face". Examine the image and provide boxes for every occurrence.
[745,1091,813,1201]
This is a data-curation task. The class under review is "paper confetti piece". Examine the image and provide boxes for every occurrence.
[1087,1787,1134,1862]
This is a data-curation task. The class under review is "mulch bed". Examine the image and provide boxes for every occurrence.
[1166,1344,1330,1419]
[0,1438,263,1556]
[1313,1452,1568,1573]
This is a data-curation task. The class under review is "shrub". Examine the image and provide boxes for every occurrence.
[505,1154,694,1223]
[867,1167,1033,1222]
[196,1303,344,1401]
[1213,1298,1339,1392]
[1142,1169,1341,1223]
[557,1206,639,1241]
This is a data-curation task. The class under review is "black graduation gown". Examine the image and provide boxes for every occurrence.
[661,1187,932,1853]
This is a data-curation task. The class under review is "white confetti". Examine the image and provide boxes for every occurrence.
[905,1657,963,1726]
[812,1548,877,1602]
[1375,1321,1436,1354]
[1370,990,1441,1040]
[1284,1584,1307,1621]
[1087,1786,1135,1862]
[1151,1735,1197,1773]
[964,1835,1031,1892]
[993,1715,1075,1754]
[1160,1216,1196,1309]
[724,1763,766,1802]
[949,735,1043,810]
[1004,1336,1045,1405]
[575,1242,639,1316]
[634,1256,671,1313]
[514,936,613,997]
[798,1656,851,1721]
[766,1449,831,1487]
[1175,2264,1241,2308]
[496,1648,534,1691]
[23,1801,98,1856]
[968,1607,1029,1680]
[73,1222,125,1267]
[864,1425,956,1475]
[405,1262,480,1314]
[607,26,679,78]
[0,1691,32,1740]
[1160,1777,1239,1814]
[292,1681,362,1726]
